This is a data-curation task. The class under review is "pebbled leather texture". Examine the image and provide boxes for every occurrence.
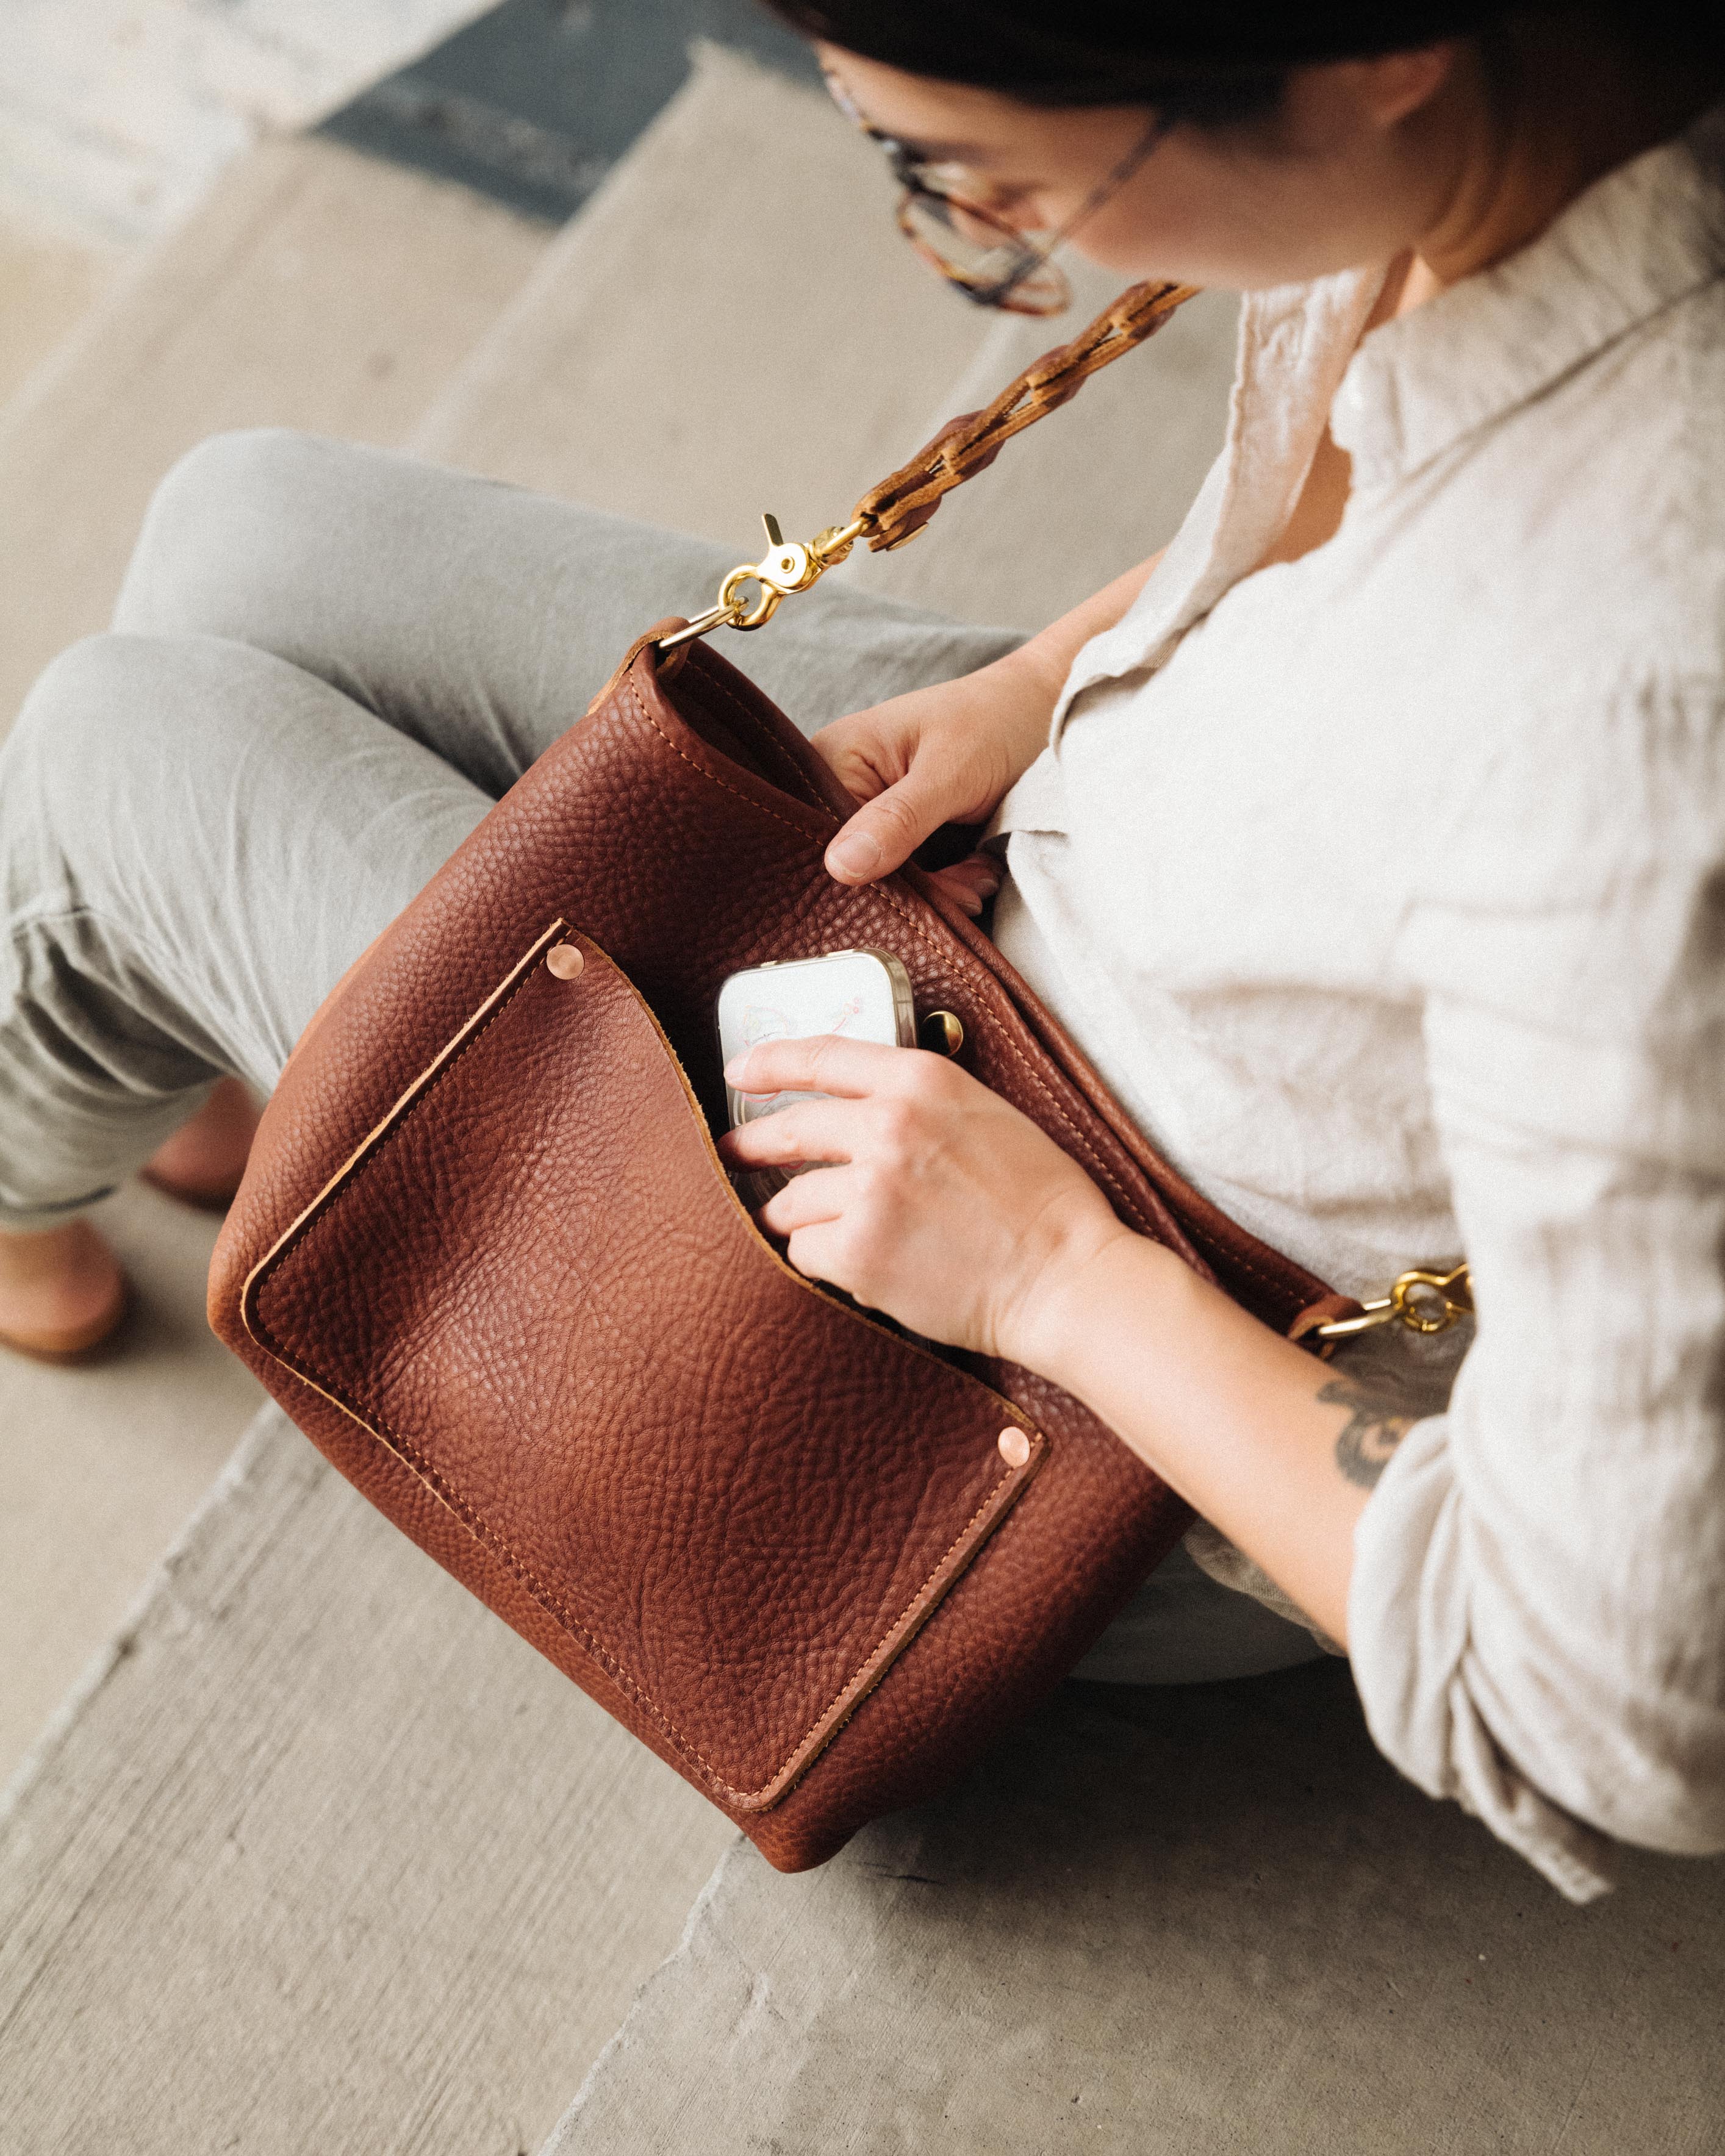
[209,636,1350,1872]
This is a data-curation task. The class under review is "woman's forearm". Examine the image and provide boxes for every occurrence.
[1001,550,1166,706]
[1014,1230,1402,1646]
[722,1022,1402,1647]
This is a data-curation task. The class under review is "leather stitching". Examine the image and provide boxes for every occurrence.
[246,934,1041,1810]
[255,1299,1033,1808]
[692,663,830,812]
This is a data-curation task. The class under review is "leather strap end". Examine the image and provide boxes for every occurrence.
[586,619,690,716]
[1287,1294,1365,1358]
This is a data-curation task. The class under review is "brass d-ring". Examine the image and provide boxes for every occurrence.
[717,564,783,632]
[1314,1261,1473,1341]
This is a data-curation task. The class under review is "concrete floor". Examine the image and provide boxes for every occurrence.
[0,0,495,247]
[321,0,817,223]
[0,123,552,1791]
[0,212,118,408]
[0,1185,262,1783]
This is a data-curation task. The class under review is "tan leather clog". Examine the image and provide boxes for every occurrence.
[137,1164,243,1216]
[0,1275,134,1366]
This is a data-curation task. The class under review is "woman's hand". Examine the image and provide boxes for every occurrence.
[717,1034,1128,1361]
[808,550,1170,912]
[811,646,1063,914]
[720,1035,1371,1646]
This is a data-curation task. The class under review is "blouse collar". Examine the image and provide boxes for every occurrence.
[1333,99,1725,490]
[1050,99,1725,740]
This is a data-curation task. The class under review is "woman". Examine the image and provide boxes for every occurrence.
[2,2,1721,1899]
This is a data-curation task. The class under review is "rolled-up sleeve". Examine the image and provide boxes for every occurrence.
[1349,681,1725,1900]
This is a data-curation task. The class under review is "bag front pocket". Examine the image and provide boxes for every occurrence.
[242,922,1045,1809]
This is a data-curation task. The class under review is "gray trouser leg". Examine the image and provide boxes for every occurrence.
[112,429,1020,776]
[0,431,1020,1228]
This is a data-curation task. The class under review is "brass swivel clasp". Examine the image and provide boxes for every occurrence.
[658,513,870,652]
[1314,1262,1474,1341]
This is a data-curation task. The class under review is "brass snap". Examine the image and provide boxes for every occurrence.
[545,943,585,981]
[920,1010,964,1057]
[997,1428,1031,1469]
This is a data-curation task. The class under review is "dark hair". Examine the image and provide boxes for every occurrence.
[760,2,1721,126]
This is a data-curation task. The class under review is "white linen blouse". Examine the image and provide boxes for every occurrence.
[990,102,1725,1902]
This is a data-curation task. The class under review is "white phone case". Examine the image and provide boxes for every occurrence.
[717,948,917,1200]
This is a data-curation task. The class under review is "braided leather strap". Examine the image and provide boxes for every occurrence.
[850,279,1200,554]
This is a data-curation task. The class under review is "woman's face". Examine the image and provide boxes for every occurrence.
[818,42,1472,292]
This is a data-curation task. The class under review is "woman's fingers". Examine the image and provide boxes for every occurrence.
[719,1098,860,1170]
[778,1222,856,1296]
[722,1020,1125,1358]
[808,706,902,806]
[756,1165,850,1239]
[816,707,991,885]
[825,765,953,883]
[809,650,1058,892]
[930,852,1002,917]
[724,1033,928,1104]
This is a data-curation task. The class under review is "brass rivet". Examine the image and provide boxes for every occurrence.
[545,943,585,981]
[997,1428,1031,1469]
[920,1009,964,1057]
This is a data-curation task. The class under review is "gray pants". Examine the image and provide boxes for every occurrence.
[0,429,1322,1685]
[0,429,1019,1232]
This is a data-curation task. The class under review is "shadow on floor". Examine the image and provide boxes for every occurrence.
[553,1661,1725,2154]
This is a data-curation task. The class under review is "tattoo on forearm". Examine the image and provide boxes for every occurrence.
[1319,1373,1419,1490]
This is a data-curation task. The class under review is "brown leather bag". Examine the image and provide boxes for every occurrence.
[209,284,1362,1872]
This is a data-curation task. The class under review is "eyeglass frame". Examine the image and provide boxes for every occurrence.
[823,71,1172,313]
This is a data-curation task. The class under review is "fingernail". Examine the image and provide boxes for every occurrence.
[828,829,881,879]
[976,875,1001,898]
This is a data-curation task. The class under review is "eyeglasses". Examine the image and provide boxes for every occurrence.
[825,73,1169,317]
